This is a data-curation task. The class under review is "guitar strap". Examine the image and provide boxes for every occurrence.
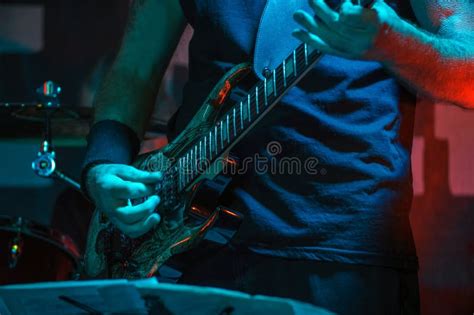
[253,0,313,80]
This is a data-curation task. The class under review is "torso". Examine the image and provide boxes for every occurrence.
[172,0,419,270]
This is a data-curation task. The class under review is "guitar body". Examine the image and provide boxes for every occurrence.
[84,63,251,279]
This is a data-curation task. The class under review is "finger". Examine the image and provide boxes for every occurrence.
[295,12,353,52]
[292,29,353,59]
[340,1,367,27]
[114,195,161,224]
[295,9,357,42]
[294,10,319,35]
[339,1,379,30]
[107,179,156,199]
[112,213,161,238]
[309,0,339,27]
[295,8,372,58]
[114,165,163,184]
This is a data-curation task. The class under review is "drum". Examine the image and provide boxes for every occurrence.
[0,216,80,284]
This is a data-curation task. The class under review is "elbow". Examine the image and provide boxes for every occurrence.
[425,61,474,109]
[428,85,474,109]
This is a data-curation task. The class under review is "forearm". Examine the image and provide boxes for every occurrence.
[93,64,160,138]
[93,0,186,137]
[371,18,474,108]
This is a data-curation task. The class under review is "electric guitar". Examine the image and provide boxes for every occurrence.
[84,1,375,279]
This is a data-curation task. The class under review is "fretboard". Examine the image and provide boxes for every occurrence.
[175,42,323,192]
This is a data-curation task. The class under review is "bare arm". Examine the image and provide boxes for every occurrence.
[293,0,474,108]
[84,0,186,238]
[94,0,186,137]
[375,0,474,107]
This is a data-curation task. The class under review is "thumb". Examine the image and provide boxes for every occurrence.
[115,165,163,184]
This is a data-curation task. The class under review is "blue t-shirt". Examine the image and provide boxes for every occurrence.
[172,0,418,270]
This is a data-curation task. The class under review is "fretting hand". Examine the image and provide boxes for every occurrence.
[86,164,163,238]
[292,0,402,60]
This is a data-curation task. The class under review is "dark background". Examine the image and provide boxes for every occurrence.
[0,2,472,314]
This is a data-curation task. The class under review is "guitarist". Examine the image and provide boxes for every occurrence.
[81,0,473,314]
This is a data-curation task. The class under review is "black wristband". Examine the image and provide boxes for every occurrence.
[80,119,140,200]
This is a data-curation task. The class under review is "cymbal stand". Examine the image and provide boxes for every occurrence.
[31,81,81,190]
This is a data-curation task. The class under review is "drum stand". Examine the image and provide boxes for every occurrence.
[0,82,84,283]
[30,81,81,190]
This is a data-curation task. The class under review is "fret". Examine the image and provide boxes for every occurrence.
[188,151,193,182]
[255,86,259,115]
[191,150,195,180]
[181,157,186,189]
[183,155,188,186]
[185,152,190,184]
[192,148,196,177]
[233,107,237,137]
[182,157,186,188]
[182,155,186,185]
[240,101,244,130]
[304,43,308,66]
[272,69,277,96]
[188,149,194,181]
[293,49,297,77]
[263,78,268,107]
[282,59,287,88]
[199,140,202,166]
[214,125,218,154]
[225,114,230,143]
[190,148,194,177]
[203,135,207,161]
[194,145,198,174]
[220,121,224,149]
[247,94,251,121]
[209,131,213,160]
[178,158,183,190]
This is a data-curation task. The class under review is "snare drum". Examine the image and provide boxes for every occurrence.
[0,216,80,284]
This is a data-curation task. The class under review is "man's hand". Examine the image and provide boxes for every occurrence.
[292,0,401,60]
[292,0,474,107]
[87,164,163,238]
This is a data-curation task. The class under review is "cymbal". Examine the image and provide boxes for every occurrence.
[0,102,93,122]
[12,107,79,122]
[0,103,93,137]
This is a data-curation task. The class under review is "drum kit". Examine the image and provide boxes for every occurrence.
[0,81,88,285]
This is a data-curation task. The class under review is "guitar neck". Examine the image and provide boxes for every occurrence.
[175,1,377,192]
[175,43,323,192]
